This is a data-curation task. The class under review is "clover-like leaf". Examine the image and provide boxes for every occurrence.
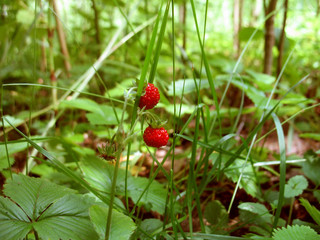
[273,225,320,240]
[0,174,98,240]
[284,175,308,198]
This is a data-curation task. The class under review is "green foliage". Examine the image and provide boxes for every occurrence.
[224,158,260,198]
[0,174,98,240]
[1,0,320,239]
[137,219,163,239]
[204,200,229,234]
[302,150,320,186]
[81,156,170,214]
[59,98,126,125]
[0,140,27,170]
[284,175,308,198]
[89,205,136,240]
[300,198,320,226]
[272,225,320,240]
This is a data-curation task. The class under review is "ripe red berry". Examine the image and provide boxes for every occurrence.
[139,83,160,110]
[143,126,169,148]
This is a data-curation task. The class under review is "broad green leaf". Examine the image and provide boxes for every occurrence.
[204,200,229,226]
[217,75,278,110]
[239,27,264,42]
[0,141,28,170]
[59,98,105,113]
[0,174,98,240]
[3,174,75,218]
[34,194,98,240]
[300,198,320,226]
[160,103,196,116]
[246,69,275,91]
[81,156,168,214]
[137,219,163,240]
[60,98,126,125]
[167,79,210,96]
[239,202,272,225]
[210,57,244,74]
[90,205,135,240]
[273,225,320,240]
[224,159,259,198]
[0,197,33,240]
[0,115,24,127]
[284,175,308,198]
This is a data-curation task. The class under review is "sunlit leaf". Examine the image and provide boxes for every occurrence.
[284,175,308,198]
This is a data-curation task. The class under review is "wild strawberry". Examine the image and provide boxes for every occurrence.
[143,126,169,148]
[139,83,160,110]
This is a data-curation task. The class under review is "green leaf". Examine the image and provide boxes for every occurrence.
[137,219,163,240]
[284,175,308,198]
[34,194,98,240]
[3,174,75,218]
[314,190,320,202]
[81,156,168,214]
[0,197,33,240]
[300,133,320,141]
[300,198,320,226]
[224,159,260,198]
[273,225,320,240]
[204,200,229,226]
[246,69,275,91]
[59,98,126,125]
[0,174,98,240]
[167,79,210,96]
[90,205,135,240]
[0,115,24,128]
[239,27,264,42]
[239,202,272,225]
[0,141,28,170]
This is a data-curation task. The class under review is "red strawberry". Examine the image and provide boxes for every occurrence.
[143,126,169,148]
[139,83,160,110]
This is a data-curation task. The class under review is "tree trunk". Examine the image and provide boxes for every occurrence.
[52,0,71,77]
[179,0,187,50]
[263,0,278,75]
[277,0,288,77]
[233,0,243,58]
[91,0,101,49]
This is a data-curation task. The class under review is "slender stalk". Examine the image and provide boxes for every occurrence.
[52,0,71,76]
[105,89,131,240]
[48,0,57,108]
[1,86,12,179]
[105,149,122,240]
[287,197,294,226]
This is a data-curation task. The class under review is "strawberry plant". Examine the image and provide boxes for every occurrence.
[1,0,320,239]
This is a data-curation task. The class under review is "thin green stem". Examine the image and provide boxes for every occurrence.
[105,149,122,240]
[1,86,12,179]
[105,88,131,239]
[287,197,294,226]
